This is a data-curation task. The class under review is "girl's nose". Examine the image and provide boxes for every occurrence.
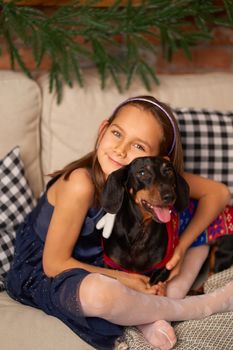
[114,143,127,157]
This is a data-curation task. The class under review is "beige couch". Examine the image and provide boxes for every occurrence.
[0,70,233,350]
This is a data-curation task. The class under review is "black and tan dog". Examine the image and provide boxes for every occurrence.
[100,156,190,285]
[209,235,233,274]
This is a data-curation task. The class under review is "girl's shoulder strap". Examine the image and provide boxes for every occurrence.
[45,174,61,191]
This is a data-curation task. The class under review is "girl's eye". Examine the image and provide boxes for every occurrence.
[134,143,145,152]
[112,130,121,138]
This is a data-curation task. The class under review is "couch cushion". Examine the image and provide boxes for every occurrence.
[0,71,43,197]
[0,147,36,290]
[39,71,233,178]
[0,291,95,350]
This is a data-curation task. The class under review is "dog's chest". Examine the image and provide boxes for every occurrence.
[103,220,168,272]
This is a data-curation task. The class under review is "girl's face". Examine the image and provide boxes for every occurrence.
[97,105,164,178]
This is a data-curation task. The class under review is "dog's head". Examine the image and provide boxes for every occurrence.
[101,156,189,223]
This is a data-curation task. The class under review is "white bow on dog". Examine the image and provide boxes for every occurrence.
[96,213,116,239]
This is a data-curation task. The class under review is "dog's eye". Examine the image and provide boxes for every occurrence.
[137,170,145,177]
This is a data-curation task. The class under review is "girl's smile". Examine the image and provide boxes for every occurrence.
[97,105,164,177]
[107,155,125,168]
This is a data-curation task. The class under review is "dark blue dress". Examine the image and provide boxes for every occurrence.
[6,177,124,350]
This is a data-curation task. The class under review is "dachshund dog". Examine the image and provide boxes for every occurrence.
[209,235,233,274]
[100,156,190,285]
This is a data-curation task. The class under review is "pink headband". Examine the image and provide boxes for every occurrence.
[114,97,176,155]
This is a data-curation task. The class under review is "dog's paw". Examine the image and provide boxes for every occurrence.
[149,268,170,286]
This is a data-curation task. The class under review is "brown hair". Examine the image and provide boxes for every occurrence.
[49,95,184,205]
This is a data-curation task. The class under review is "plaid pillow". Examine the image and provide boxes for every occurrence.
[174,109,233,204]
[0,147,36,291]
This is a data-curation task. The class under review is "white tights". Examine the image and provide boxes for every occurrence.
[138,245,210,349]
[80,246,233,349]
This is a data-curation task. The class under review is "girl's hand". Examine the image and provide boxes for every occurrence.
[166,245,186,281]
[153,281,167,296]
[116,271,159,294]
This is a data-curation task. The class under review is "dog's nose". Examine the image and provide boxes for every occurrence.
[161,192,175,205]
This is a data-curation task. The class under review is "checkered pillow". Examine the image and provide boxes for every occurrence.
[174,109,233,204]
[0,147,36,291]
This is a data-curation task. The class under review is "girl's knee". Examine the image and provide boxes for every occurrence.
[80,273,108,303]
[79,273,121,317]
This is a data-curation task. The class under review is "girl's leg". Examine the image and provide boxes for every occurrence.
[166,245,210,299]
[79,272,233,324]
[138,245,210,349]
[79,248,233,350]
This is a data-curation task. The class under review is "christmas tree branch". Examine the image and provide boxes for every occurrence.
[0,0,232,102]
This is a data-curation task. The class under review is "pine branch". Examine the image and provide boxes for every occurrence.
[0,0,232,102]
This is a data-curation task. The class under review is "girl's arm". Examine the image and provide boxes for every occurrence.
[166,172,231,273]
[42,168,95,277]
[42,168,157,294]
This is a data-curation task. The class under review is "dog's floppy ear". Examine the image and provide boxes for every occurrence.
[101,165,129,213]
[174,173,190,212]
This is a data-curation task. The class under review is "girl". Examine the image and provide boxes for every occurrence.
[6,96,232,350]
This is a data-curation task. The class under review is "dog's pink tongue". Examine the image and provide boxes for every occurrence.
[153,207,171,223]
